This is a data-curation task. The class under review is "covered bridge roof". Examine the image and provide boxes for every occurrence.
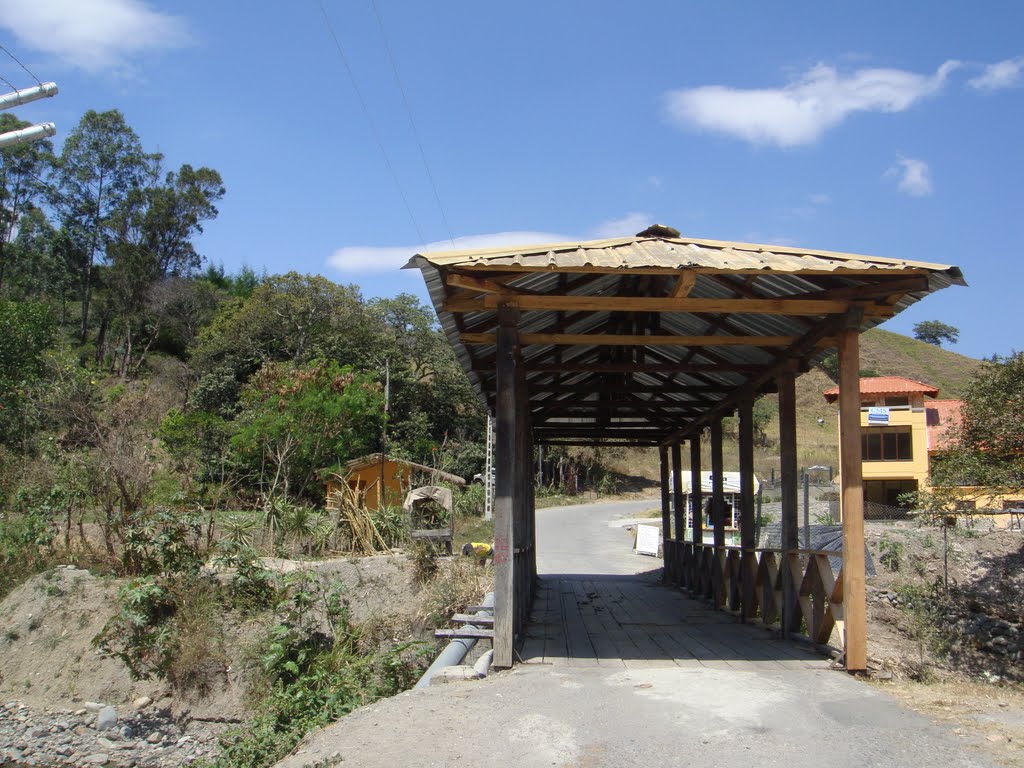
[406,229,965,447]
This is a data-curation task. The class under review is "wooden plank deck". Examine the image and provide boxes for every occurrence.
[519,575,829,671]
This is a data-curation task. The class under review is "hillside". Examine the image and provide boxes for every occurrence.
[858,328,982,399]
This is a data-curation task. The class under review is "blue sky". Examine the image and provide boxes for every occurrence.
[1,0,1021,360]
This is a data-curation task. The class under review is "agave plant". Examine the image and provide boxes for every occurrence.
[220,513,258,548]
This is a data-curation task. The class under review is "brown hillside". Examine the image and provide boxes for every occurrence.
[858,328,981,399]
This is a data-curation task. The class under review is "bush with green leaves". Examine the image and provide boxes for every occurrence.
[201,570,427,768]
[878,536,903,572]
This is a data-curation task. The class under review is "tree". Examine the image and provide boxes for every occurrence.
[229,360,385,500]
[51,110,152,343]
[190,273,380,411]
[0,112,54,292]
[913,320,959,347]
[0,300,56,447]
[929,352,1024,493]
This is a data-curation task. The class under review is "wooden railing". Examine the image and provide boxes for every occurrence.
[663,540,844,651]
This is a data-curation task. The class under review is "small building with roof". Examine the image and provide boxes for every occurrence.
[823,376,961,508]
[326,453,466,510]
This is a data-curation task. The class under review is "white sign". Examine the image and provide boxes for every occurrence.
[635,524,661,557]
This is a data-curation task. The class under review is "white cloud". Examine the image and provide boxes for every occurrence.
[969,56,1024,91]
[886,157,932,197]
[329,231,571,274]
[0,0,191,74]
[589,212,654,239]
[663,60,959,147]
[808,193,831,205]
[328,213,659,274]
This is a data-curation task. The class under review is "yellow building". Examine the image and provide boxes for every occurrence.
[326,453,465,510]
[823,377,954,508]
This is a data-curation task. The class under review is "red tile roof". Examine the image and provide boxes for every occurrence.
[926,399,963,452]
[822,376,940,403]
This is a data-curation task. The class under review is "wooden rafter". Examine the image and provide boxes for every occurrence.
[442,295,891,316]
[461,332,799,347]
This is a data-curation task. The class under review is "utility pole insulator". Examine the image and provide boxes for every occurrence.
[0,122,56,149]
[0,82,58,111]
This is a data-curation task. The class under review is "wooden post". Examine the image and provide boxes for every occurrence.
[738,395,756,621]
[493,308,520,669]
[659,445,671,578]
[690,435,703,546]
[711,419,725,550]
[671,443,684,544]
[838,325,867,671]
[778,363,800,636]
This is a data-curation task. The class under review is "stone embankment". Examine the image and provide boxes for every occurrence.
[0,699,226,767]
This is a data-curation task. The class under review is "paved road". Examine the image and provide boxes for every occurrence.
[535,497,661,577]
[276,500,994,768]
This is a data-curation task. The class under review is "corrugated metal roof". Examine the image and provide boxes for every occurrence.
[407,233,966,446]
[409,235,966,279]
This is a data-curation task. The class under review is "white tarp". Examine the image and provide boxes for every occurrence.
[669,471,759,496]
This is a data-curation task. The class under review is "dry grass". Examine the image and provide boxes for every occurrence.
[415,557,490,628]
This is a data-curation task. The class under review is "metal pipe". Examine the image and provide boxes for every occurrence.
[0,122,56,149]
[0,82,58,111]
[414,592,494,689]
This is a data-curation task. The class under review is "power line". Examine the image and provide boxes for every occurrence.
[317,1,426,246]
[369,0,455,247]
[0,43,42,86]
[0,72,17,92]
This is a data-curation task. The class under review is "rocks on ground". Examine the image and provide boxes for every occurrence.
[0,699,228,768]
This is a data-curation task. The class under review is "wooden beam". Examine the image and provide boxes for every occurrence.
[532,442,659,448]
[659,446,671,577]
[446,295,854,315]
[690,435,703,548]
[522,362,760,374]
[462,332,798,347]
[671,444,684,544]
[671,271,697,298]
[778,362,800,637]
[838,324,867,672]
[446,272,518,296]
[493,309,519,669]
[738,395,756,622]
[529,383,732,395]
[710,418,726,550]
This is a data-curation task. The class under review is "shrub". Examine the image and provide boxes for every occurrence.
[409,540,439,584]
[878,536,904,572]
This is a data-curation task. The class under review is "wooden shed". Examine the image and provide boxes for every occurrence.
[326,453,466,510]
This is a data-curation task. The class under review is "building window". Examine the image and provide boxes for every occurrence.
[885,396,909,407]
[862,427,913,461]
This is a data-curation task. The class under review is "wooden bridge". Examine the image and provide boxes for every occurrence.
[406,227,964,671]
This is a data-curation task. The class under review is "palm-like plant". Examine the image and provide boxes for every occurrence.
[220,512,258,548]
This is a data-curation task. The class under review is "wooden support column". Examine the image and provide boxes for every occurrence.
[711,419,725,549]
[690,436,703,546]
[659,445,671,579]
[493,308,520,669]
[671,443,684,544]
[689,435,704,594]
[738,395,756,621]
[838,325,868,671]
[711,418,726,606]
[778,362,800,636]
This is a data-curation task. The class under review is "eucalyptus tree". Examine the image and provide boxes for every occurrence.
[51,109,152,343]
